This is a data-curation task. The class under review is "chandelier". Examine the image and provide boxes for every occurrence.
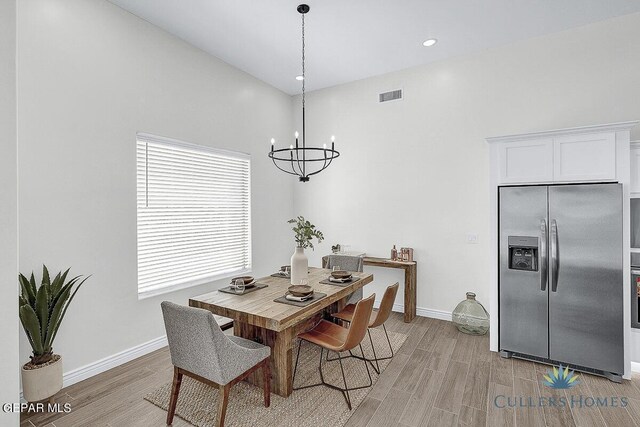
[268,4,339,182]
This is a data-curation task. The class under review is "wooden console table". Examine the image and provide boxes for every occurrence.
[362,257,417,323]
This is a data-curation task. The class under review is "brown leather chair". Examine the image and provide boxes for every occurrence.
[331,283,399,374]
[292,294,375,409]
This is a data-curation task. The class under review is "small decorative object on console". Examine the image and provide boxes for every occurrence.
[400,247,414,262]
[390,245,398,260]
[331,244,341,254]
[452,292,489,335]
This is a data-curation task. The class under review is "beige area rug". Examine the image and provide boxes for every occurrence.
[145,327,407,427]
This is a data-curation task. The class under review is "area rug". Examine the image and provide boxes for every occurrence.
[145,327,407,427]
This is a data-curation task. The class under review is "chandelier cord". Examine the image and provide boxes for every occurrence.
[301,12,306,176]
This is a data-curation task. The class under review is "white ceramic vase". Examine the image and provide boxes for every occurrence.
[21,356,63,403]
[290,246,308,285]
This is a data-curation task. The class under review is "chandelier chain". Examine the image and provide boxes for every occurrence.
[301,13,305,111]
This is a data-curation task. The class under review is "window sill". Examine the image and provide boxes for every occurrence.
[137,268,252,300]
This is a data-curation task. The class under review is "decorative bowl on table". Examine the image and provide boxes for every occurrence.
[231,276,255,288]
[330,270,352,279]
[288,285,313,297]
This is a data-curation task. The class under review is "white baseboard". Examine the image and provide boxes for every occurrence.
[631,361,640,373]
[20,335,167,402]
[373,300,452,322]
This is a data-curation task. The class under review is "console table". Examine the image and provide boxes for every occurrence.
[362,257,417,323]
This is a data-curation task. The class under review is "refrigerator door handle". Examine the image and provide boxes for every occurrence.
[540,219,548,291]
[551,219,559,292]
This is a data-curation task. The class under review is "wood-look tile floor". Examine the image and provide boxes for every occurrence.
[20,313,640,427]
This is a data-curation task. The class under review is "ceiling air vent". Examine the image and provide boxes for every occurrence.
[379,89,403,103]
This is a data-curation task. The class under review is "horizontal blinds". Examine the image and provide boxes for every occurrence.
[137,134,251,295]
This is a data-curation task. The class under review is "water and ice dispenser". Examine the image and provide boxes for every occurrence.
[508,236,538,272]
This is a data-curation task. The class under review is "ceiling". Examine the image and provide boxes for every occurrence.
[109,0,640,95]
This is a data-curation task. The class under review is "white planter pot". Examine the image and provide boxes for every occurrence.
[22,356,63,403]
[290,246,308,285]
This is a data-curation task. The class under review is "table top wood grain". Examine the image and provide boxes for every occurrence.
[189,267,373,332]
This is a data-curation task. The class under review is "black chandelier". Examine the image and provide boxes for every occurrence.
[268,4,339,182]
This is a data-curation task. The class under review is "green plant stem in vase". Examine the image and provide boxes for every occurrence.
[287,216,324,284]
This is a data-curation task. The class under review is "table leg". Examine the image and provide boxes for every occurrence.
[404,265,417,323]
[233,321,294,397]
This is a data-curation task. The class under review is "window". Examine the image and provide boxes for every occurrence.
[136,133,251,298]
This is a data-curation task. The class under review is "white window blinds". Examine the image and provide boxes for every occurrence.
[136,133,251,297]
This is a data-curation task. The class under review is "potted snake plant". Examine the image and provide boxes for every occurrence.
[19,266,89,402]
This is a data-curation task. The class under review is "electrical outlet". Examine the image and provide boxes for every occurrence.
[467,233,479,244]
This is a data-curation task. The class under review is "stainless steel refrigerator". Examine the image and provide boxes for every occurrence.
[499,183,623,381]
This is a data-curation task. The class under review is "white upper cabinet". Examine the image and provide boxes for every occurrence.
[498,138,553,184]
[553,132,616,182]
[488,122,637,185]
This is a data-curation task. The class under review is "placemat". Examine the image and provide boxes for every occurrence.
[319,276,362,287]
[270,272,290,279]
[270,269,311,279]
[273,292,327,307]
[218,283,268,295]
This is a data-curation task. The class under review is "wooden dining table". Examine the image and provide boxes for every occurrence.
[189,267,373,397]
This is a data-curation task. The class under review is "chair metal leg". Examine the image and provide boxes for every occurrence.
[383,324,394,358]
[336,350,352,410]
[367,329,381,374]
[327,323,395,370]
[292,339,303,389]
[292,338,374,408]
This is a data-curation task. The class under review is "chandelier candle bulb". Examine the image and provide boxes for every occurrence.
[331,135,335,142]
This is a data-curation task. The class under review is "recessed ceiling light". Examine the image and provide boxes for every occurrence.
[296,75,304,81]
[423,39,437,47]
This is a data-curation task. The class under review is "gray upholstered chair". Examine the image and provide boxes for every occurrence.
[161,302,271,427]
[322,254,364,304]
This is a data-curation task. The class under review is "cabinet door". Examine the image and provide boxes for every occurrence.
[553,132,616,182]
[498,138,553,184]
[631,146,640,193]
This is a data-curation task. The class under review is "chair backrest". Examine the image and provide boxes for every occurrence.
[341,294,375,352]
[371,282,399,327]
[161,301,232,384]
[322,254,364,272]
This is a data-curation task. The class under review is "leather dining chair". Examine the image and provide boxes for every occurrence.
[322,254,364,304]
[161,302,271,427]
[292,294,375,409]
[331,282,399,374]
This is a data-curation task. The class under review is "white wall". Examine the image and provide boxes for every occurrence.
[0,0,19,423]
[293,12,640,317]
[17,0,294,375]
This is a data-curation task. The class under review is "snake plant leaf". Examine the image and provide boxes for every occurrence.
[48,276,90,347]
[35,284,49,343]
[29,273,38,299]
[49,275,81,310]
[42,265,50,285]
[19,304,43,355]
[44,285,71,350]
[19,273,35,306]
[19,295,29,307]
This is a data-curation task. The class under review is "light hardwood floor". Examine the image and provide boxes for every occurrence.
[21,313,640,427]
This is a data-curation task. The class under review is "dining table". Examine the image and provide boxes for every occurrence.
[189,267,373,397]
